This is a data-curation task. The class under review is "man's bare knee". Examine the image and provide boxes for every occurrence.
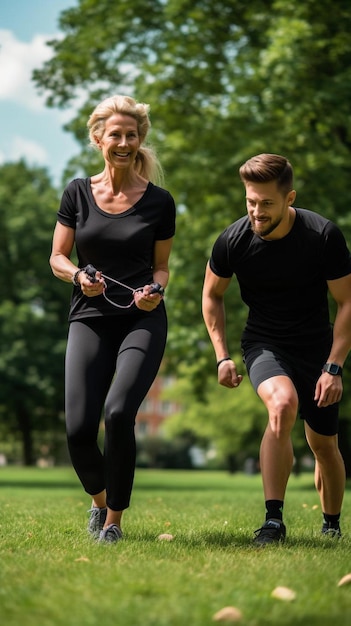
[265,394,297,438]
[309,436,338,463]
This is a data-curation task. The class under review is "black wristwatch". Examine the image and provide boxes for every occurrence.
[323,362,343,377]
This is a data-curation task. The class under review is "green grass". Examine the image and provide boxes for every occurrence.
[1,467,351,625]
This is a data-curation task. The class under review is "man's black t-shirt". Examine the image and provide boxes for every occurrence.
[57,178,176,320]
[209,208,351,348]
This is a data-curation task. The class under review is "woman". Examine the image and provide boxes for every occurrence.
[50,95,176,543]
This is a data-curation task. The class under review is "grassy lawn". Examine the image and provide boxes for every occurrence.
[1,467,351,625]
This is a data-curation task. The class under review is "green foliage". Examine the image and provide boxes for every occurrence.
[136,433,193,469]
[1,468,351,626]
[0,161,68,464]
[163,360,266,466]
[162,361,316,471]
[31,0,351,460]
[33,0,351,372]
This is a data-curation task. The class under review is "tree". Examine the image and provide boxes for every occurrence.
[32,0,351,466]
[33,0,351,372]
[0,161,68,464]
[162,358,265,470]
[162,358,314,472]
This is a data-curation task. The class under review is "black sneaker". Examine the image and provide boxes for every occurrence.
[321,523,341,538]
[253,518,286,545]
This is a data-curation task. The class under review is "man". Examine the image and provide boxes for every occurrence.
[202,153,351,544]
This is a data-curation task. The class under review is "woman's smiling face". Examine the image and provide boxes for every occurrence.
[96,114,140,168]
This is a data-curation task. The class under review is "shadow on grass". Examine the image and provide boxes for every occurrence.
[0,478,249,492]
[134,482,244,492]
[126,528,347,551]
[250,616,349,626]
[0,479,80,489]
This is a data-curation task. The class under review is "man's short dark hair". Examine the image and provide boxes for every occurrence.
[239,153,294,196]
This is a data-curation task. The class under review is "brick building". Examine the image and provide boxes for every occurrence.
[135,374,178,437]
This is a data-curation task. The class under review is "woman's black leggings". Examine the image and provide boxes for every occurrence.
[65,306,167,511]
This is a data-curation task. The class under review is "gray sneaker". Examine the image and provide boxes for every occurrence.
[98,524,123,544]
[88,507,107,537]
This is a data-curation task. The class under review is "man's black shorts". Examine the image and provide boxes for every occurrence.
[242,343,339,436]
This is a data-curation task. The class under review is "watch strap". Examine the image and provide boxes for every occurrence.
[323,362,343,376]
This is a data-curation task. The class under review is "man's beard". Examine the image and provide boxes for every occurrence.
[250,217,282,238]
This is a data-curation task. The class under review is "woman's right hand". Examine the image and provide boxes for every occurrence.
[79,270,105,298]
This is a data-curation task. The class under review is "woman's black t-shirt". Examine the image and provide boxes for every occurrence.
[57,178,176,320]
[209,208,351,348]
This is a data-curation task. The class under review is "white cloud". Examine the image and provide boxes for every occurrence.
[0,134,48,167]
[0,29,55,111]
[11,135,48,165]
[0,26,83,182]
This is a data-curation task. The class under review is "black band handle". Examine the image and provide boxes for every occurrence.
[149,282,165,296]
[84,264,98,283]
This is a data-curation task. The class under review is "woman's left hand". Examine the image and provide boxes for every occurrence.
[134,285,163,311]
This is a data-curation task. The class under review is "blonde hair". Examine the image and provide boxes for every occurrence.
[87,95,164,185]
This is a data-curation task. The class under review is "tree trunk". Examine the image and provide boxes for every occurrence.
[17,406,34,466]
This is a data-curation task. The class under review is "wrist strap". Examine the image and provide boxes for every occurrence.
[72,269,83,286]
[217,357,231,368]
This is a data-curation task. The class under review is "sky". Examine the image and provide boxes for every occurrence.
[0,0,80,186]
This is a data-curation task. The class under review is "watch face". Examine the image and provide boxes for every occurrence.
[325,363,341,375]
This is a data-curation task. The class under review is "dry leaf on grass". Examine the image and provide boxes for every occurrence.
[271,586,296,601]
[213,606,243,622]
[74,556,90,562]
[157,533,174,541]
[338,573,351,587]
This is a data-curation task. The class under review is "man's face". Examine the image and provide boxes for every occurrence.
[245,180,296,240]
